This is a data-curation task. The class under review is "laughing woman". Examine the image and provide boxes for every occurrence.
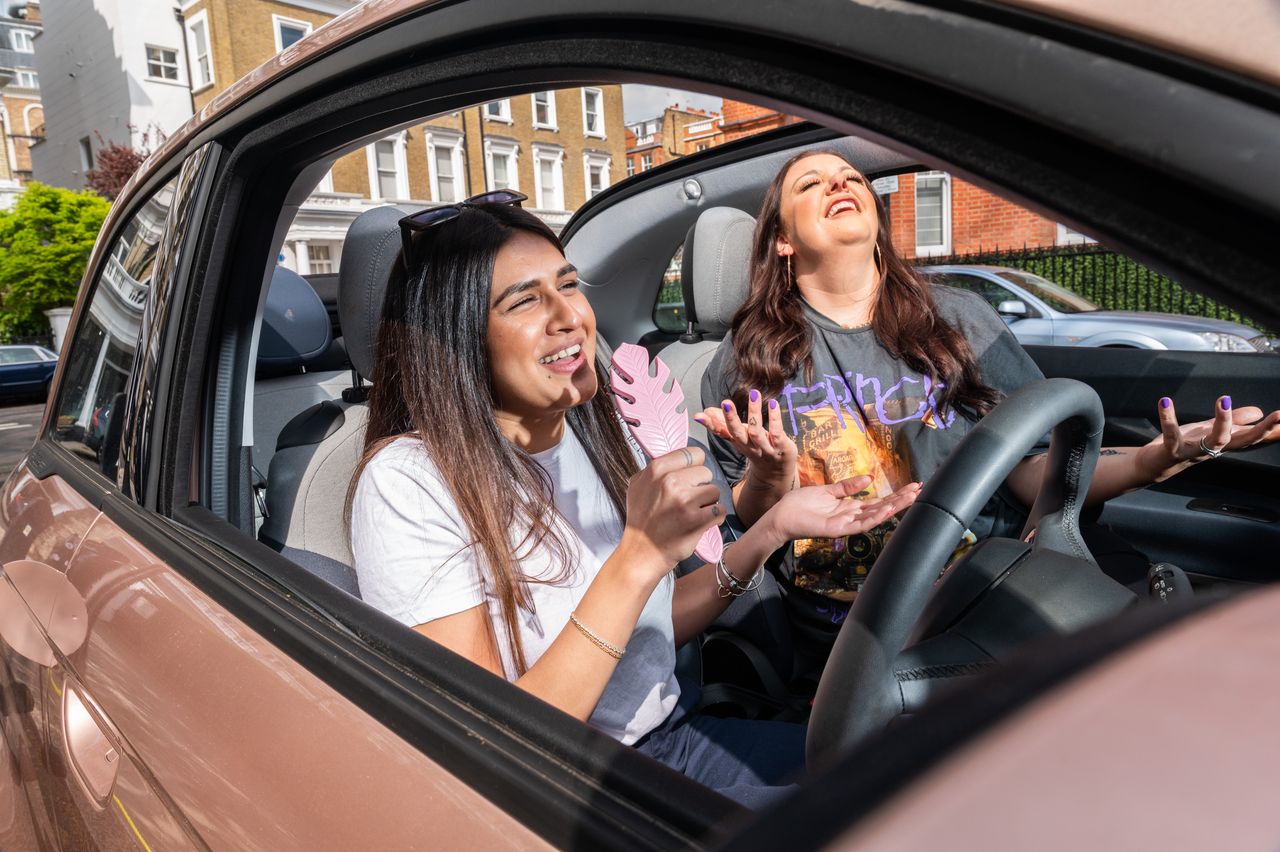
[698,150,1280,660]
[348,194,919,807]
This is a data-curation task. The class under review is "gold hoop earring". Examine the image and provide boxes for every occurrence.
[785,254,793,285]
[874,243,885,277]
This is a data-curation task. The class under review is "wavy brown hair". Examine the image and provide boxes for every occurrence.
[729,150,1001,418]
[349,204,638,675]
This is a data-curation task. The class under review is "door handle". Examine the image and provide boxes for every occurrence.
[62,682,120,805]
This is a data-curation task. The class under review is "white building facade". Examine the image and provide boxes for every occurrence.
[30,0,193,189]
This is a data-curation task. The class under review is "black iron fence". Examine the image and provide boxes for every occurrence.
[923,243,1267,333]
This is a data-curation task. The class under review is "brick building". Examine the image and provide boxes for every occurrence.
[625,105,720,176]
[878,171,1087,260]
[177,0,625,270]
[0,2,42,207]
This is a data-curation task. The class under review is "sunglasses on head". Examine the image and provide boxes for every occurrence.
[397,189,528,270]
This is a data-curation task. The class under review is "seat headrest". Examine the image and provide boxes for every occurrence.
[258,265,332,370]
[338,204,412,379]
[679,207,756,336]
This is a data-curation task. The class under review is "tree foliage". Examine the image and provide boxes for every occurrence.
[85,142,147,201]
[86,126,160,201]
[0,182,110,339]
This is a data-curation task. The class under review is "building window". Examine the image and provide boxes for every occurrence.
[914,171,951,256]
[582,88,605,138]
[79,137,93,172]
[146,46,180,81]
[1055,222,1097,246]
[640,152,652,172]
[483,99,511,123]
[308,244,335,274]
[273,15,312,52]
[186,11,213,89]
[366,135,409,201]
[426,129,466,203]
[583,152,611,199]
[11,30,33,53]
[15,69,37,89]
[532,144,564,211]
[531,91,556,130]
[484,139,519,192]
[626,158,635,178]
[695,142,709,152]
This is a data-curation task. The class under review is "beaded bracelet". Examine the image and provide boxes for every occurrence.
[568,613,625,660]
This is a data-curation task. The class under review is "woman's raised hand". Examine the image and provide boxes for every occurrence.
[620,446,724,574]
[761,476,921,545]
[697,389,797,489]
[1139,395,1280,481]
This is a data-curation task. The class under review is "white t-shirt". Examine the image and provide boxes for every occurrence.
[350,429,679,745]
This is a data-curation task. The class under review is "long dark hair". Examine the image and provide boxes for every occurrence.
[350,204,638,675]
[730,150,1001,418]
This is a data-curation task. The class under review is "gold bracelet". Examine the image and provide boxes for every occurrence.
[568,613,625,660]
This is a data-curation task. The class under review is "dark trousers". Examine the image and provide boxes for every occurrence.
[634,708,806,809]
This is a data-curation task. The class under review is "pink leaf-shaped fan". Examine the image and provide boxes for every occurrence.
[610,343,723,563]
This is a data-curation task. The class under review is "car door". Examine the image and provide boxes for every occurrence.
[930,270,1057,345]
[1028,344,1280,588]
[2,140,642,849]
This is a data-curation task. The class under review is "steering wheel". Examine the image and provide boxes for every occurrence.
[806,377,1134,770]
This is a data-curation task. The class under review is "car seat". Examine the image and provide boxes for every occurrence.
[658,207,800,702]
[258,205,412,596]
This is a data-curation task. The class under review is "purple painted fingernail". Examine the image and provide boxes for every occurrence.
[749,389,760,402]
[723,402,734,413]
[1159,397,1171,409]
[694,416,705,424]
[1222,396,1232,410]
[768,399,778,410]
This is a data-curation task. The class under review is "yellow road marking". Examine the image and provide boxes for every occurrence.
[113,794,154,852]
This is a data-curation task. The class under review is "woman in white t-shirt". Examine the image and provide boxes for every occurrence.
[349,193,920,807]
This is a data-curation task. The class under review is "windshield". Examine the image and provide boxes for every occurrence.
[995,270,1099,314]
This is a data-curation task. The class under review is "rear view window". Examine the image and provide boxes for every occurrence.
[653,243,686,333]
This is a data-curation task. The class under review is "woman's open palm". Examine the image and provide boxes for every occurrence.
[767,476,921,542]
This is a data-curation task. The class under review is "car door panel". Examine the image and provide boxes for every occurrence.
[39,478,549,851]
[1026,345,1280,582]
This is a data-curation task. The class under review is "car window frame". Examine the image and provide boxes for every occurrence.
[91,7,1280,848]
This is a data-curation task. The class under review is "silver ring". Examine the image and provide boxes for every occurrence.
[681,447,695,467]
[1198,437,1225,459]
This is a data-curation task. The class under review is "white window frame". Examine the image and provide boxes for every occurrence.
[640,152,652,172]
[14,68,37,89]
[1055,222,1098,246]
[272,14,312,53]
[626,158,635,178]
[582,152,611,200]
[316,168,334,193]
[581,88,605,138]
[185,10,214,91]
[78,137,93,172]
[365,134,410,202]
[484,138,520,192]
[307,242,338,275]
[145,45,181,82]
[531,143,565,211]
[914,171,952,257]
[531,91,557,130]
[425,129,466,203]
[483,99,512,124]
[11,29,33,53]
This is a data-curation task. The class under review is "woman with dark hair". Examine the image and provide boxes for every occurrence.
[348,193,920,807]
[699,150,1280,656]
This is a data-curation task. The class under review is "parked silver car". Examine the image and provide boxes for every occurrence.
[925,265,1273,352]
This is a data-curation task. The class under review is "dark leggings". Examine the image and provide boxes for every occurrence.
[634,708,806,809]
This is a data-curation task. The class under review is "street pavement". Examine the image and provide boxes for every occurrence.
[0,400,44,481]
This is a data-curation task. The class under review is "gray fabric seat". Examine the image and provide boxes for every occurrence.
[657,208,798,689]
[658,207,757,446]
[259,205,410,596]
